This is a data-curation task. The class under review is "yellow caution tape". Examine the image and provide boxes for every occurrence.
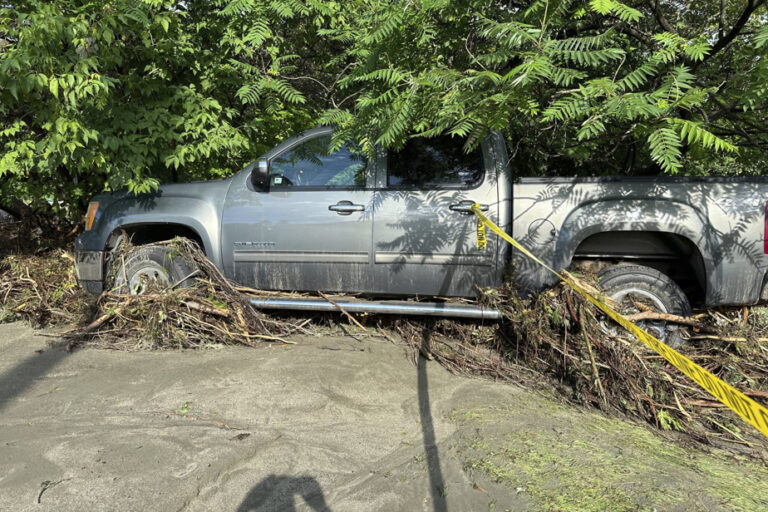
[476,219,487,250]
[471,204,768,439]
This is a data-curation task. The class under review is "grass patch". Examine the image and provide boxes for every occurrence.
[454,405,768,511]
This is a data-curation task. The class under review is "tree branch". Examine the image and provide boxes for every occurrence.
[702,0,767,64]
[614,23,655,46]
[719,0,727,39]
[649,0,676,33]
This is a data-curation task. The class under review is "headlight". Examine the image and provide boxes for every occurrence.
[85,202,99,231]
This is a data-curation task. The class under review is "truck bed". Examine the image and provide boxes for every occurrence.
[510,176,768,306]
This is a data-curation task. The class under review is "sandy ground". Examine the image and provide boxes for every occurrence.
[2,321,768,512]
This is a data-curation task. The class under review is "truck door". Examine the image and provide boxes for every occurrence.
[221,129,375,293]
[371,135,501,297]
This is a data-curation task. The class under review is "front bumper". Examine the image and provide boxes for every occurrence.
[74,250,104,294]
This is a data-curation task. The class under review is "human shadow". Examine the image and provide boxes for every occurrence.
[237,474,330,512]
[418,326,448,512]
[0,345,69,413]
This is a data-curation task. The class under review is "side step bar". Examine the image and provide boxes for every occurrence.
[250,297,502,320]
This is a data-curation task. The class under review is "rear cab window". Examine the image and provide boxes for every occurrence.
[386,136,484,189]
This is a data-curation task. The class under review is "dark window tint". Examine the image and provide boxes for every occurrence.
[387,137,484,188]
[270,135,366,188]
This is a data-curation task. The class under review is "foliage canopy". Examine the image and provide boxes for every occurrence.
[1,0,767,218]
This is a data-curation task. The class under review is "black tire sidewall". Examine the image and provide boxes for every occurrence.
[599,266,691,316]
[598,265,691,347]
[112,245,196,293]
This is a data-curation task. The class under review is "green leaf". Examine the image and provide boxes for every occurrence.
[669,119,737,153]
[612,2,643,23]
[755,26,768,48]
[588,0,642,21]
[577,116,606,140]
[648,127,682,173]
[683,40,710,61]
[589,0,614,15]
[244,20,271,46]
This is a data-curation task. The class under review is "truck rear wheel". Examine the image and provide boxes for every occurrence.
[597,264,691,348]
[112,244,198,295]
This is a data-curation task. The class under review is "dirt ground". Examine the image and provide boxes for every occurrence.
[1,321,768,512]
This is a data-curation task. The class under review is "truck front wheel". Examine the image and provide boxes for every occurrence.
[111,244,198,295]
[597,264,691,348]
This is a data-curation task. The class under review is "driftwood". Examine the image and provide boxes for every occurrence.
[689,335,768,343]
[623,310,705,327]
[581,308,607,407]
[318,290,367,331]
[182,300,229,317]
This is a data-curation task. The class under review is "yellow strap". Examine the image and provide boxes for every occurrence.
[471,204,768,439]
[476,219,487,250]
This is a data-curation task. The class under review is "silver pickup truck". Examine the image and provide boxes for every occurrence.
[74,127,768,324]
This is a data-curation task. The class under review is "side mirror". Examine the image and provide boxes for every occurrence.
[251,158,270,190]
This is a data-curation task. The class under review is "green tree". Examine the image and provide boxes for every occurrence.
[321,0,767,177]
[0,0,332,219]
[2,0,767,222]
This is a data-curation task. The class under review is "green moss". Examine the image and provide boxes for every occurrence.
[0,307,16,323]
[453,405,768,511]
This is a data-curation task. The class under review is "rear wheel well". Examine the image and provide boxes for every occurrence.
[569,231,706,307]
[106,224,205,255]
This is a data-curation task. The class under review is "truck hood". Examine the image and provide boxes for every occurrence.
[76,176,235,253]
[91,177,234,208]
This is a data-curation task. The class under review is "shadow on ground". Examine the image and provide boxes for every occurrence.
[0,344,68,413]
[419,326,448,512]
[237,475,330,512]
[235,324,448,512]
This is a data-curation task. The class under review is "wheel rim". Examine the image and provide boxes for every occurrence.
[605,287,672,344]
[127,262,170,295]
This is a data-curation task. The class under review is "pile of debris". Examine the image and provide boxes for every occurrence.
[0,234,302,348]
[0,250,91,326]
[400,281,768,454]
[61,238,299,350]
[2,236,768,454]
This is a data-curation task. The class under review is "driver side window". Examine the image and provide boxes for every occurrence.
[269,135,367,189]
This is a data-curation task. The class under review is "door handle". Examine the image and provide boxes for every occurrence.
[449,201,489,215]
[329,200,365,215]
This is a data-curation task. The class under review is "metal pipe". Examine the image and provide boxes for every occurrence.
[249,297,502,320]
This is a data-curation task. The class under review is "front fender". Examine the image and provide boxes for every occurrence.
[77,195,223,269]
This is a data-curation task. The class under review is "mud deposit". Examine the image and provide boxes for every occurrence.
[1,321,766,512]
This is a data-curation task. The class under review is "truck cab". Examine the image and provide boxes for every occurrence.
[220,126,507,297]
[74,129,509,298]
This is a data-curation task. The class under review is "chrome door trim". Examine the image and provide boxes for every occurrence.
[234,251,370,264]
[374,252,492,266]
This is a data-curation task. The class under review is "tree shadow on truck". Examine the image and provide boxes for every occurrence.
[509,176,768,309]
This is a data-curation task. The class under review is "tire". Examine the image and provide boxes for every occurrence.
[111,244,198,295]
[598,264,691,348]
